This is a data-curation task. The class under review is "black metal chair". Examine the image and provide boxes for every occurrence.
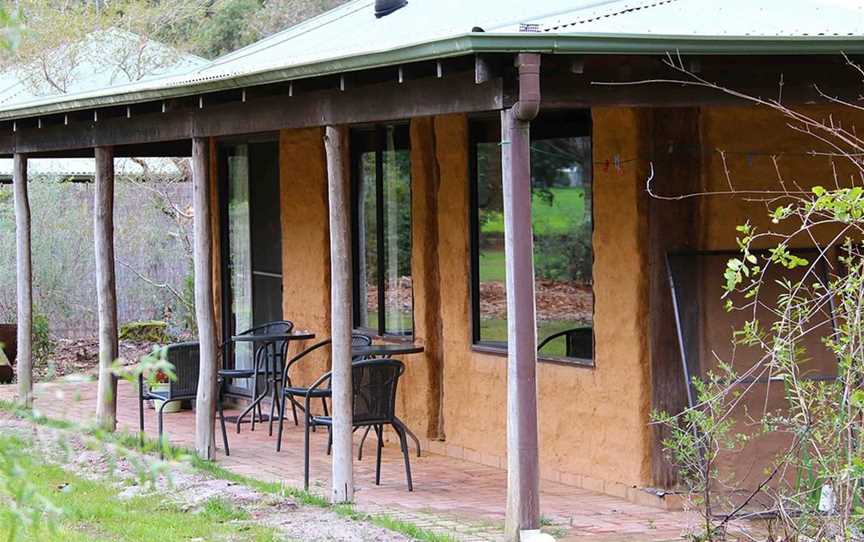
[275,333,372,452]
[218,320,294,445]
[537,326,593,360]
[138,342,200,457]
[302,358,413,491]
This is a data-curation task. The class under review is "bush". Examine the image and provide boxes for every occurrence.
[534,218,592,283]
[31,312,53,366]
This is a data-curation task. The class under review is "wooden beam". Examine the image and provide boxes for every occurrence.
[94,146,119,430]
[192,137,219,460]
[324,125,354,503]
[0,73,503,157]
[648,109,701,489]
[192,73,502,138]
[502,106,540,540]
[13,154,32,408]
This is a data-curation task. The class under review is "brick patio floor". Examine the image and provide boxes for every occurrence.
[0,380,693,541]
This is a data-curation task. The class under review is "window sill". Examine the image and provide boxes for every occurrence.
[470,343,595,368]
[353,328,415,344]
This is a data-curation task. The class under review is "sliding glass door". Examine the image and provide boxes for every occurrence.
[220,140,283,385]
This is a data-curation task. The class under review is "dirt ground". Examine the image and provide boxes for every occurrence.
[480,280,593,322]
[0,417,410,542]
[35,337,158,382]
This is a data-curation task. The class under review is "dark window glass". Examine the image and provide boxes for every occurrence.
[352,124,413,336]
[471,112,594,362]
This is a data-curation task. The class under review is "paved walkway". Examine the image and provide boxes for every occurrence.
[0,380,692,541]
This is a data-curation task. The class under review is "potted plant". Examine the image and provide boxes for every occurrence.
[140,345,181,415]
[150,369,181,413]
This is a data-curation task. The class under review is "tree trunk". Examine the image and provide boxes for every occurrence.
[192,137,219,460]
[13,154,32,408]
[94,146,119,430]
[325,125,354,503]
[502,107,541,540]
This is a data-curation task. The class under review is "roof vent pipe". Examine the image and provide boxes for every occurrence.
[375,0,407,18]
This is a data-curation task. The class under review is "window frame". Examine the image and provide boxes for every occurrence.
[349,123,414,339]
[468,111,595,367]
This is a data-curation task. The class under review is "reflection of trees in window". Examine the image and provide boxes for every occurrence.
[471,114,594,362]
[352,125,413,337]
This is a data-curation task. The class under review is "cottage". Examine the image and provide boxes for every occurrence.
[3,0,863,539]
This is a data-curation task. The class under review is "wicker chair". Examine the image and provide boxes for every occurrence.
[302,358,412,491]
[275,333,372,452]
[138,342,200,457]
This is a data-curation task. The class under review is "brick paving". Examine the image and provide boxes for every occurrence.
[0,380,693,541]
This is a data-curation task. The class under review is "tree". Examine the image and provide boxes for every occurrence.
[0,0,207,95]
[652,55,864,541]
[252,0,346,38]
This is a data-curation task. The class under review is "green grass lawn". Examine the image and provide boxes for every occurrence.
[361,310,414,334]
[482,187,587,236]
[480,317,583,358]
[0,437,279,542]
[478,249,507,282]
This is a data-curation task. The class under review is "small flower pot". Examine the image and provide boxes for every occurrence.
[150,383,181,413]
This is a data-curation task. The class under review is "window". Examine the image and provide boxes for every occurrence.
[470,112,594,363]
[351,124,414,337]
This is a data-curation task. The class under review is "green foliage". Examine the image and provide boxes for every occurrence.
[192,0,263,58]
[0,6,21,52]
[200,497,250,522]
[113,346,176,388]
[534,218,593,282]
[0,453,279,541]
[181,269,197,333]
[0,435,61,542]
[660,183,864,540]
[32,311,54,366]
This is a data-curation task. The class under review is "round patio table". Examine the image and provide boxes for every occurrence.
[226,331,316,432]
[350,343,424,358]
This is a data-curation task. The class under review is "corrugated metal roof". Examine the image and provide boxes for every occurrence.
[517,0,864,36]
[2,0,864,120]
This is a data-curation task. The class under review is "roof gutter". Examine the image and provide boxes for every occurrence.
[2,32,864,121]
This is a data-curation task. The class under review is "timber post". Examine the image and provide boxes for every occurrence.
[13,153,32,408]
[94,145,119,430]
[192,137,219,459]
[324,125,354,503]
[503,53,542,541]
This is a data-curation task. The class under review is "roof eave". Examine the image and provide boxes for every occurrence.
[2,32,863,121]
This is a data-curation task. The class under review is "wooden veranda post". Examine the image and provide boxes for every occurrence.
[94,146,119,430]
[503,53,542,541]
[324,125,354,503]
[192,137,219,460]
[13,154,32,408]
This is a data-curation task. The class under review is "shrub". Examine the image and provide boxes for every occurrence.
[31,312,53,366]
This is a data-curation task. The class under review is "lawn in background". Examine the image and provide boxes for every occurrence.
[479,317,583,358]
[482,187,587,236]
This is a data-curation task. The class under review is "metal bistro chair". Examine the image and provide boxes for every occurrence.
[537,326,593,360]
[275,333,372,452]
[138,342,199,457]
[302,358,413,491]
[218,320,294,436]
